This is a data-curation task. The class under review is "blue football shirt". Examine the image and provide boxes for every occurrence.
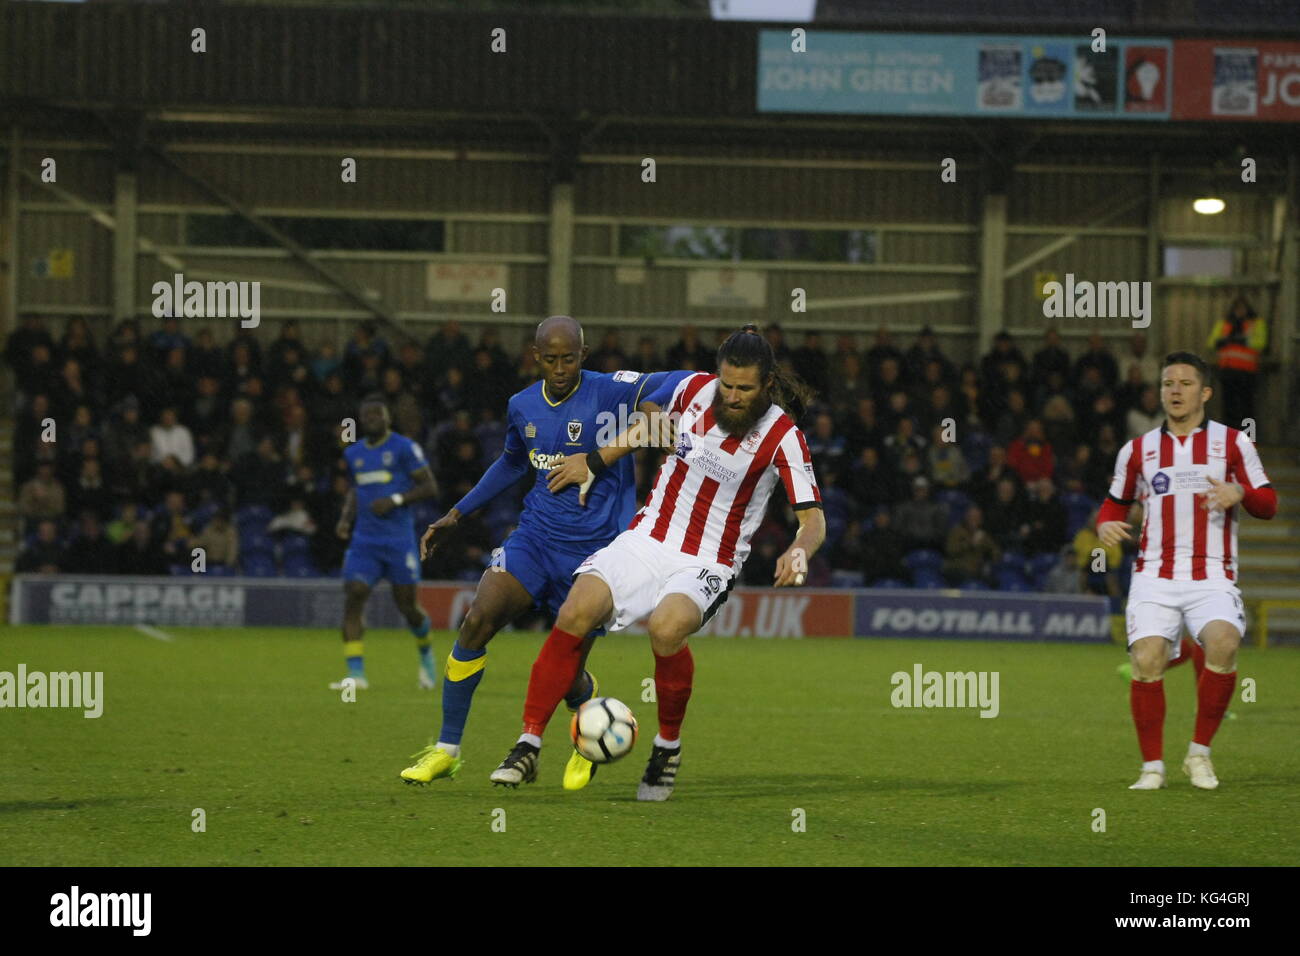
[344,431,427,542]
[503,369,688,548]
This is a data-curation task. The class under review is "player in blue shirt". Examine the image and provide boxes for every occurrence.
[399,316,688,789]
[331,395,440,691]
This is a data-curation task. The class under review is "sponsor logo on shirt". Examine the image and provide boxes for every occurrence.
[675,431,694,459]
[528,449,566,471]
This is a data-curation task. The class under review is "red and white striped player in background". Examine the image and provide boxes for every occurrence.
[489,325,826,801]
[1098,350,1277,791]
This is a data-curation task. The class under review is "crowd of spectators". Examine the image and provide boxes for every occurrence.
[5,314,1158,600]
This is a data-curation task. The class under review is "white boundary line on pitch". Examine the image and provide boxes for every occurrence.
[135,624,175,643]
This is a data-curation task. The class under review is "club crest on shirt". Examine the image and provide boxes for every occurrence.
[567,420,583,444]
[740,428,764,454]
[382,451,393,466]
[1151,471,1170,494]
[353,458,364,468]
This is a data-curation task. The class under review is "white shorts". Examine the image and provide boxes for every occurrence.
[1125,573,1247,648]
[574,530,735,633]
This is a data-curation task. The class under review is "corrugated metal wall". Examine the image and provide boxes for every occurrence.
[11,135,1291,365]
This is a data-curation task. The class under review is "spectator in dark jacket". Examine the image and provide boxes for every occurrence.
[116,520,169,576]
[861,508,909,584]
[64,512,118,575]
[892,475,948,551]
[16,519,65,574]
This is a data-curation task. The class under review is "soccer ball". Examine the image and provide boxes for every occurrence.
[570,697,638,763]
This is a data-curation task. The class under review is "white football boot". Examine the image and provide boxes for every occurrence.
[1128,769,1166,790]
[1183,753,1220,790]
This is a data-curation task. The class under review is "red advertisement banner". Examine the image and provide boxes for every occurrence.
[1173,40,1300,120]
[416,583,854,638]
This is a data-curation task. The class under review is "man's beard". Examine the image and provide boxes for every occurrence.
[713,390,770,438]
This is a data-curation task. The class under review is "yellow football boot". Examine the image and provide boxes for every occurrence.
[400,744,462,785]
[562,749,598,791]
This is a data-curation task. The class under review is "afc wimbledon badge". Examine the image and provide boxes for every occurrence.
[567,420,583,443]
[525,423,536,438]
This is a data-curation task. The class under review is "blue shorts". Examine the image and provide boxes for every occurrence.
[495,525,606,621]
[344,535,421,588]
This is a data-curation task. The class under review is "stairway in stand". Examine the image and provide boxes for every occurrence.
[1237,445,1300,646]
[0,415,15,621]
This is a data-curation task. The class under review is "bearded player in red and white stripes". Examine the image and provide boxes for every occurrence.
[1098,351,1277,791]
[489,325,826,800]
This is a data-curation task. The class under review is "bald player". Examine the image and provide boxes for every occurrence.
[399,316,689,790]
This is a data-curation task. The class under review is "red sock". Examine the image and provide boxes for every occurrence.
[1130,679,1165,762]
[654,646,694,742]
[521,627,584,738]
[1193,669,1236,747]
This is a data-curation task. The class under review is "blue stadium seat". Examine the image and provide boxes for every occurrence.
[240,530,275,557]
[994,551,1027,573]
[283,562,319,578]
[870,577,908,589]
[903,549,944,573]
[277,532,312,558]
[168,563,190,576]
[1027,551,1060,588]
[996,568,1030,591]
[241,555,278,577]
[830,569,865,589]
[189,501,220,532]
[913,569,946,589]
[936,489,973,527]
[959,579,990,591]
[236,505,273,531]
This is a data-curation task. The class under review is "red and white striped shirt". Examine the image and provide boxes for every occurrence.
[628,373,821,571]
[1105,420,1271,582]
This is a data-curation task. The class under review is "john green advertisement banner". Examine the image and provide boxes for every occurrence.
[758,31,1173,119]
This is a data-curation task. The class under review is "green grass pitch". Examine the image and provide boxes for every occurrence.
[2,626,1297,866]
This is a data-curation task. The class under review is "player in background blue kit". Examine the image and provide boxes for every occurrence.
[400,316,688,789]
[331,395,441,691]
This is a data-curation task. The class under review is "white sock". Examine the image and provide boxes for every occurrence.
[1141,760,1165,774]
[1187,742,1211,757]
[517,733,542,749]
[436,742,460,757]
[653,735,681,750]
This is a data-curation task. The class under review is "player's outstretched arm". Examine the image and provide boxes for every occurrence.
[774,506,826,587]
[422,448,531,558]
[337,488,356,539]
[420,508,460,559]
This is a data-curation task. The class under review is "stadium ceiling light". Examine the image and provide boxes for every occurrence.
[1192,197,1227,215]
